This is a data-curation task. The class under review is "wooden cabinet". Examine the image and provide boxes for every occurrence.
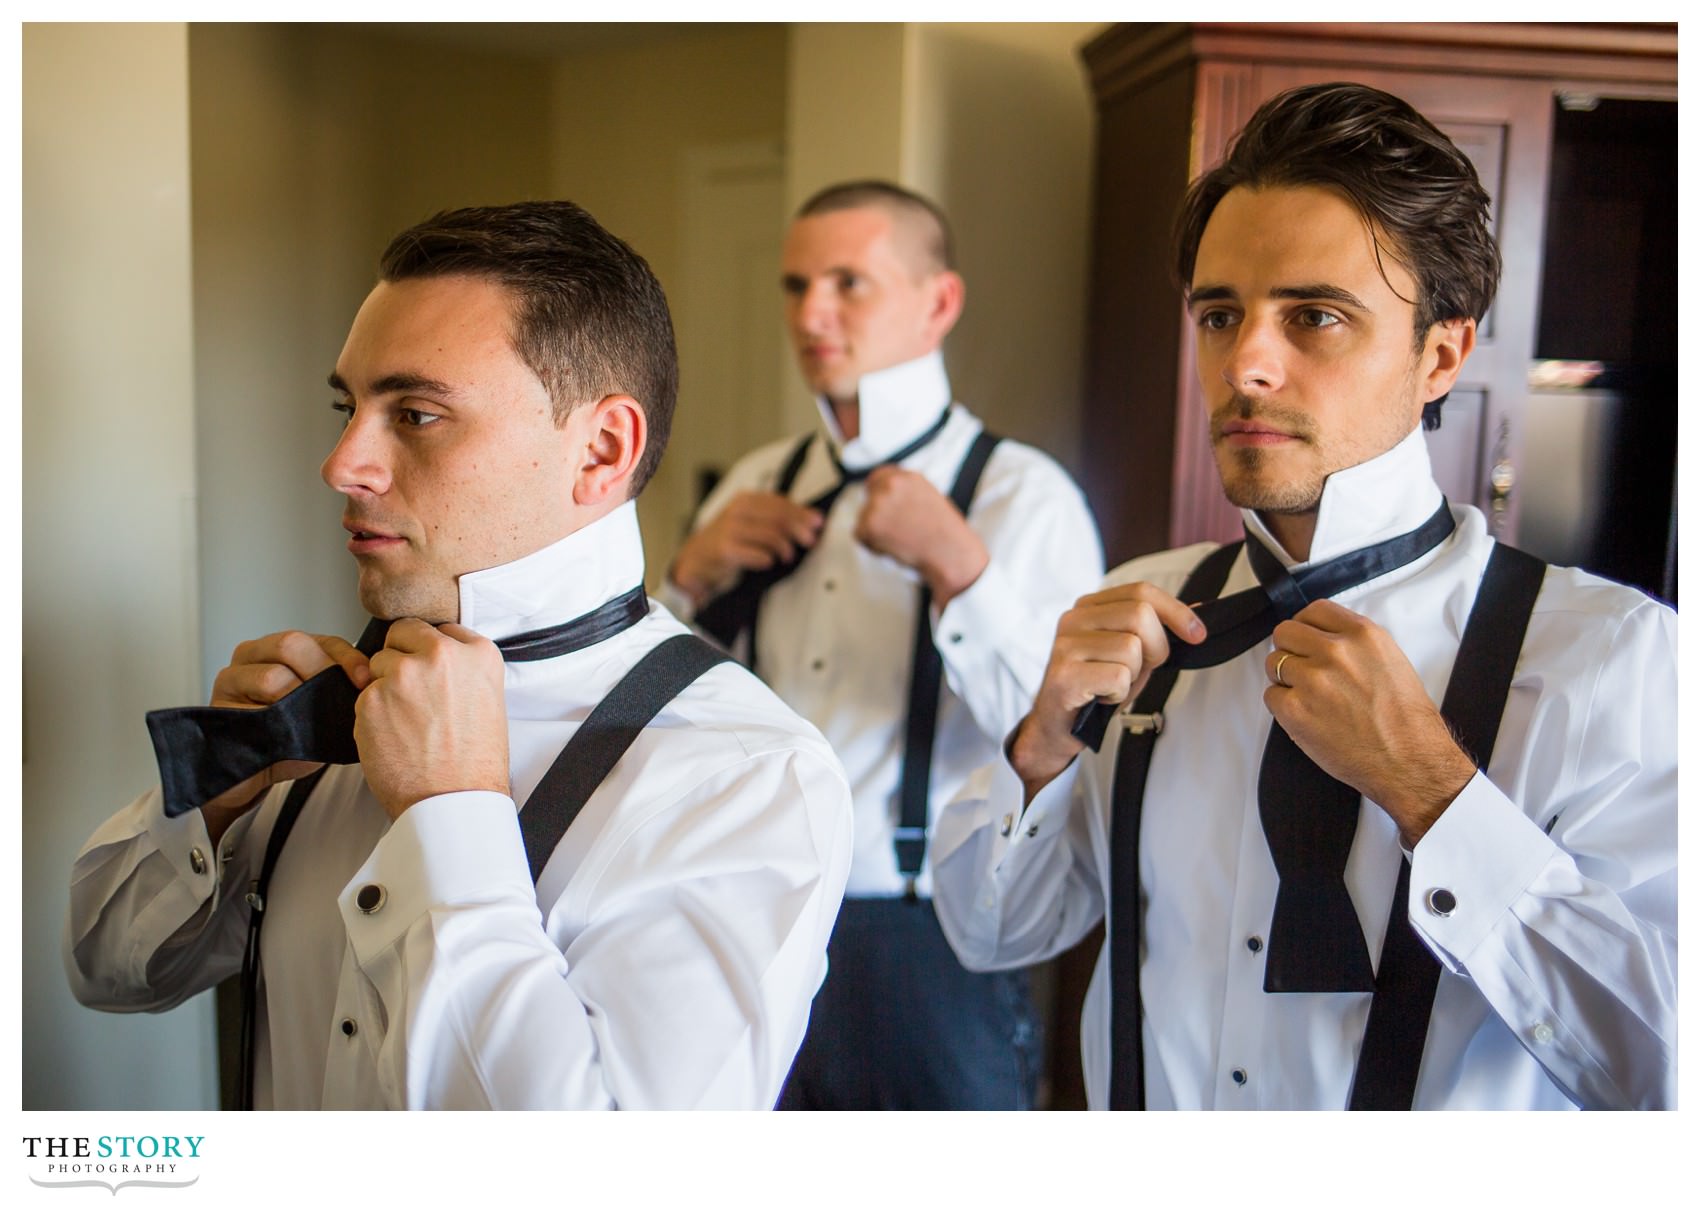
[1076,22,1676,564]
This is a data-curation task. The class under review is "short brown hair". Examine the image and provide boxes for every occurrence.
[378,201,678,495]
[796,179,955,273]
[1175,83,1501,428]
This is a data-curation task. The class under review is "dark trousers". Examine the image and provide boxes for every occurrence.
[777,896,1041,1110]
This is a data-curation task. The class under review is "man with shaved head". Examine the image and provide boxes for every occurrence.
[663,180,1103,1109]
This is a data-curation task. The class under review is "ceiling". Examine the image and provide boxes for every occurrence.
[346,21,764,61]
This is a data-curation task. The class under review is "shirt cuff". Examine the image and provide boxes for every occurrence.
[340,790,536,964]
[1407,770,1561,971]
[130,785,222,896]
[934,556,1021,657]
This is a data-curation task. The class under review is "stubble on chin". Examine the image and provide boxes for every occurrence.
[1210,395,1325,515]
[1217,446,1325,515]
[356,570,459,625]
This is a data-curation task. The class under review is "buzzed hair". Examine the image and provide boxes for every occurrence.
[796,180,956,275]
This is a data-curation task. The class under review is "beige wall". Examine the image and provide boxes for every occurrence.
[906,23,1103,472]
[785,23,909,208]
[550,24,791,579]
[189,23,554,683]
[22,22,211,1109]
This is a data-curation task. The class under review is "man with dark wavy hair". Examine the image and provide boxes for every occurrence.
[931,83,1675,1110]
[65,201,853,1109]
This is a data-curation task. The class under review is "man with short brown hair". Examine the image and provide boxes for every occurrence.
[66,201,854,1110]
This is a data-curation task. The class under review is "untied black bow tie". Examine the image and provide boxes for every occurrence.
[1073,499,1456,992]
[693,408,952,648]
[146,585,651,818]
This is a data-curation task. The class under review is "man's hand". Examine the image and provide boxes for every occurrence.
[1007,583,1206,803]
[1264,600,1476,848]
[854,466,988,608]
[354,619,511,821]
[201,631,371,841]
[669,491,824,609]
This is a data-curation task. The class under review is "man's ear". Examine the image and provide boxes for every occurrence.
[923,270,965,344]
[1421,318,1476,403]
[571,394,648,507]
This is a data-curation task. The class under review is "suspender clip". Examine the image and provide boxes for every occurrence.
[1122,711,1164,736]
[245,881,264,913]
[893,829,925,901]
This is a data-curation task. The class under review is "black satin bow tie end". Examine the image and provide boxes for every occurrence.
[146,587,651,819]
[146,619,390,819]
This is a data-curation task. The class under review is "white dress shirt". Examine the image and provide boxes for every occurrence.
[65,501,854,1109]
[663,352,1103,898]
[931,429,1677,1109]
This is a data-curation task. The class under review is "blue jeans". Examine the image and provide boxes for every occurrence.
[777,896,1041,1110]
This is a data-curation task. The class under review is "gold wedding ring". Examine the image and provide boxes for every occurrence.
[1273,651,1292,688]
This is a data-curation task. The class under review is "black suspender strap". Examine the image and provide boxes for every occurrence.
[234,632,728,1108]
[1106,540,1242,1110]
[893,430,1003,890]
[236,766,328,1110]
[518,633,730,881]
[1347,542,1546,1109]
[734,434,818,664]
[773,432,815,496]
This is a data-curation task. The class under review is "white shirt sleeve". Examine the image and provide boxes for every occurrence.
[340,746,853,1110]
[64,785,267,1013]
[930,750,1105,972]
[1408,594,1677,1109]
[933,447,1105,745]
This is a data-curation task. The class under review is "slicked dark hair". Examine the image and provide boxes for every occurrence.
[797,179,956,273]
[1175,83,1501,429]
[378,200,678,495]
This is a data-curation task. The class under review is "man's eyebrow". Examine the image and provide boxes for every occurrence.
[1270,283,1370,310]
[1185,284,1236,307]
[1186,283,1371,310]
[325,371,457,398]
